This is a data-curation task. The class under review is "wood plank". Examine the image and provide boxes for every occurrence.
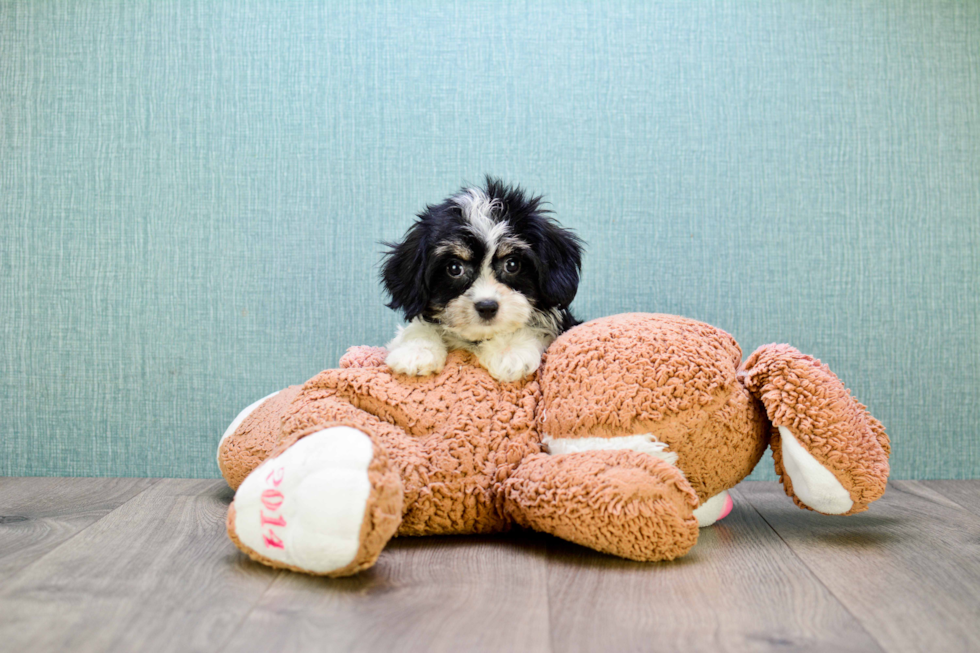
[4,477,978,653]
[219,532,552,653]
[740,480,980,653]
[0,479,280,653]
[0,477,157,576]
[918,480,980,518]
[545,484,882,653]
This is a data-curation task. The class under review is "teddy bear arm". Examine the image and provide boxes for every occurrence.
[217,384,305,491]
[739,344,890,516]
[503,450,701,561]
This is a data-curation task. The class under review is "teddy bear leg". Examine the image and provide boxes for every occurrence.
[739,344,890,516]
[503,450,701,561]
[227,425,404,577]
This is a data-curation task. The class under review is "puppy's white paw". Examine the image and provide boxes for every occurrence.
[386,340,447,376]
[479,345,541,382]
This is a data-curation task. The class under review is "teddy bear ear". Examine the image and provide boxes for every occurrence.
[380,221,431,320]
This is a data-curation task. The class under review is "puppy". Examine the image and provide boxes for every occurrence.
[381,178,584,382]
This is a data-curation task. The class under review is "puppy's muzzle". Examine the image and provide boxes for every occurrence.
[474,300,499,320]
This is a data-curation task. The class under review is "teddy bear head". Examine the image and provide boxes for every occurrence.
[536,313,769,501]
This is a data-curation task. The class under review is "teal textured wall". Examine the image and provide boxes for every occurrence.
[2,1,978,479]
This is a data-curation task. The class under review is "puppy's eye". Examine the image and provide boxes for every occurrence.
[503,257,521,274]
[447,260,465,278]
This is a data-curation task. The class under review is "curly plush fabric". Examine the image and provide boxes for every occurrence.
[218,385,303,490]
[226,427,404,576]
[504,450,700,561]
[279,351,541,536]
[738,344,890,514]
[218,313,890,576]
[540,314,769,502]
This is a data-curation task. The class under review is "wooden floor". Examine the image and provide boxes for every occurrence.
[1,479,978,653]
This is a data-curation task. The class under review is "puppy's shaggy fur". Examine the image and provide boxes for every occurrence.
[381,178,584,382]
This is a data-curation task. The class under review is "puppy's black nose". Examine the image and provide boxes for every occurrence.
[474,299,499,320]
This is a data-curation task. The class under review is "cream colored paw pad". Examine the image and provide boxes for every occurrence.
[779,426,853,515]
[233,427,374,573]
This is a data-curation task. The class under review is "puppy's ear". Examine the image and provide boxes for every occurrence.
[536,221,584,309]
[381,221,430,320]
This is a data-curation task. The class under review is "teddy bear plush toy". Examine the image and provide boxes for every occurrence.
[217,313,890,577]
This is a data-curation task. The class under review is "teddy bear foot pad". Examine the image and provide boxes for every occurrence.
[692,490,734,526]
[229,427,377,574]
[778,426,853,514]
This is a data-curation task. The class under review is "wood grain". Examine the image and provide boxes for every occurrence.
[3,478,980,653]
[740,480,980,653]
[544,484,882,653]
[0,479,277,653]
[0,477,156,576]
[219,532,552,653]
[918,480,980,518]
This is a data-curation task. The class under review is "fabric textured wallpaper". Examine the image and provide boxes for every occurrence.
[1,1,978,479]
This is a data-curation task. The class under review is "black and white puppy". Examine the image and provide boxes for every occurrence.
[381,178,584,382]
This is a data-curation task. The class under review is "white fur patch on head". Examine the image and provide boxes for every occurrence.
[438,187,546,344]
[541,433,680,466]
[453,187,509,249]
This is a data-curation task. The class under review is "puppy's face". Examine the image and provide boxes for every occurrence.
[382,179,583,341]
[428,201,536,341]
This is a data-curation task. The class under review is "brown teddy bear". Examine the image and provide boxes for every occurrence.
[217,313,890,577]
